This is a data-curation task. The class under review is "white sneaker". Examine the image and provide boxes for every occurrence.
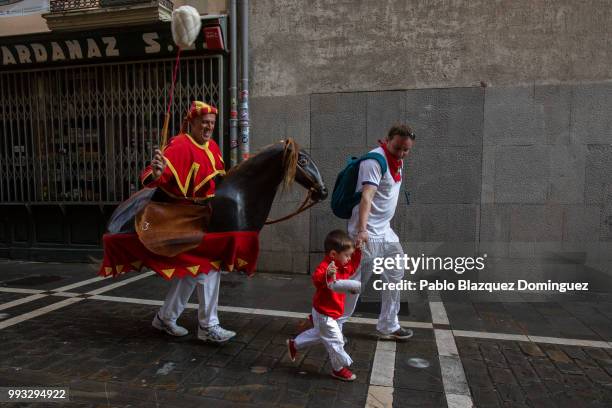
[198,324,236,343]
[152,313,189,337]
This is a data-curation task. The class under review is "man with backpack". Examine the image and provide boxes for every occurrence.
[332,124,416,340]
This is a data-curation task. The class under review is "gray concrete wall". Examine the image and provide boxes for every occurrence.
[250,0,612,97]
[251,84,612,289]
[248,1,612,287]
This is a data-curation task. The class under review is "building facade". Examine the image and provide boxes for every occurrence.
[1,1,611,288]
[0,0,228,260]
[249,0,612,290]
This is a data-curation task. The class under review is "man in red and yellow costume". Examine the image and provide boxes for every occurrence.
[141,101,225,202]
[142,101,234,343]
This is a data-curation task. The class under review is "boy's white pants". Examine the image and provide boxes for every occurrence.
[158,271,220,328]
[294,308,352,371]
[337,241,405,335]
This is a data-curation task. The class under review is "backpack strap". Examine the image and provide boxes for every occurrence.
[358,152,387,177]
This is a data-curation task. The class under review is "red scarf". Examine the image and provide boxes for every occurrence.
[378,140,402,182]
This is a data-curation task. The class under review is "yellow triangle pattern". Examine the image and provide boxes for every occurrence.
[161,268,175,278]
[131,260,143,269]
[210,260,221,270]
[104,267,113,275]
[237,258,248,268]
[187,265,200,276]
[116,265,124,273]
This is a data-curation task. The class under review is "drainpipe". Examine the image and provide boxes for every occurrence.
[238,0,250,162]
[229,0,238,167]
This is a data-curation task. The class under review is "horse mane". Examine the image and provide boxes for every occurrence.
[226,138,299,189]
[282,138,298,188]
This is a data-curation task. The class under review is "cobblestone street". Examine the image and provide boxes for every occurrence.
[0,260,611,407]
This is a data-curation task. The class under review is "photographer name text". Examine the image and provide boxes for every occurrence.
[374,279,589,293]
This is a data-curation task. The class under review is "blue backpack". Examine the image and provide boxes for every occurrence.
[331,152,387,219]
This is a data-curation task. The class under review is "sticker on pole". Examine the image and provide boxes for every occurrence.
[171,5,202,49]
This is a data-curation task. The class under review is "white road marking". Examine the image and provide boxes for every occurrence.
[430,301,450,325]
[85,271,156,295]
[0,272,155,330]
[429,296,474,408]
[54,276,108,292]
[84,296,428,328]
[50,292,81,298]
[527,335,611,349]
[365,385,394,408]
[0,274,107,311]
[366,340,396,408]
[91,295,163,307]
[0,288,44,294]
[0,282,610,352]
[0,298,84,330]
[370,341,396,386]
[454,330,530,342]
[0,294,48,311]
[446,394,475,408]
[435,329,459,357]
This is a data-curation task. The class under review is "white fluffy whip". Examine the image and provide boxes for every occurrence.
[329,279,362,294]
[171,6,202,49]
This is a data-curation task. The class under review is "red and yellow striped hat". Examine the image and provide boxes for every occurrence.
[187,101,218,120]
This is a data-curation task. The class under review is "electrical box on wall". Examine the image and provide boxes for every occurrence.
[204,25,224,50]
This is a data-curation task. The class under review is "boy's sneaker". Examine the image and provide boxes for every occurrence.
[331,367,356,381]
[378,327,413,341]
[152,313,188,337]
[198,324,236,343]
[286,339,297,362]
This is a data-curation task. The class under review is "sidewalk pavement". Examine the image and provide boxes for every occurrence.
[0,259,611,407]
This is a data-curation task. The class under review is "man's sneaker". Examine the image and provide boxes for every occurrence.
[198,324,236,343]
[331,367,356,382]
[286,339,297,362]
[152,313,189,337]
[379,327,413,341]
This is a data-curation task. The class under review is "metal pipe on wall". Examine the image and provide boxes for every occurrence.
[238,0,250,162]
[229,0,238,167]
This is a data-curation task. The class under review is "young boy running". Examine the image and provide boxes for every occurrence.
[287,230,361,381]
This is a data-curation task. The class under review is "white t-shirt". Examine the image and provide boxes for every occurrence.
[348,146,402,242]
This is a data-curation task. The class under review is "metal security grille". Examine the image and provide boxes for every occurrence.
[0,55,223,204]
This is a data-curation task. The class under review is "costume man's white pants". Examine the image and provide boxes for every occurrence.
[158,271,220,328]
[337,241,404,334]
[294,308,352,371]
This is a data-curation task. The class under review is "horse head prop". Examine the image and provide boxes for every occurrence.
[106,138,326,235]
[209,138,327,232]
[100,138,327,277]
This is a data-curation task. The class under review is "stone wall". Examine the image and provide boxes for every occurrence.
[251,85,612,288]
[250,0,612,97]
[247,1,612,286]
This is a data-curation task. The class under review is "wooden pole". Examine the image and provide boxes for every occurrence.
[161,47,182,149]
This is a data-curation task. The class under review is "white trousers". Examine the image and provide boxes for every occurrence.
[294,308,352,371]
[158,271,220,328]
[337,241,405,334]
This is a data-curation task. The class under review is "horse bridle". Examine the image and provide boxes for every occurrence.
[264,162,322,225]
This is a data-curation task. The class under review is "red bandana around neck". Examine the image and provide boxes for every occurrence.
[378,140,402,182]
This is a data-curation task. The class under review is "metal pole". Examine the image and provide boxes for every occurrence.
[229,0,239,167]
[238,0,250,162]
